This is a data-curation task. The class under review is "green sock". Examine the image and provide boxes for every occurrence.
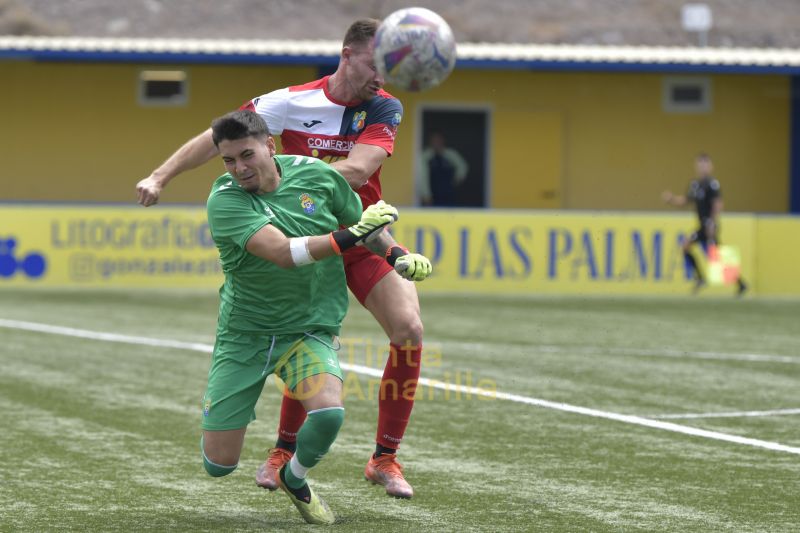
[285,407,345,489]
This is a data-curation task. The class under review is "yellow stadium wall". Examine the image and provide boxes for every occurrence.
[391,70,790,212]
[1,205,797,296]
[0,61,791,213]
[755,217,800,294]
[0,62,316,204]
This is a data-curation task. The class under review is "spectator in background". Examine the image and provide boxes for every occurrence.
[417,131,468,207]
[662,152,747,296]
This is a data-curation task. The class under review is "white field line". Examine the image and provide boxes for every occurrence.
[444,340,800,364]
[2,318,800,457]
[651,408,800,420]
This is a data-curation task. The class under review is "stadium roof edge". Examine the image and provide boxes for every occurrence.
[3,35,800,74]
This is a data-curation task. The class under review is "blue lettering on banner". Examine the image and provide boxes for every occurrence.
[68,254,222,281]
[399,223,694,284]
[604,230,614,280]
[570,230,598,280]
[508,227,533,278]
[549,228,688,282]
[631,231,662,279]
[460,227,533,279]
[548,228,572,279]
[412,226,443,265]
[51,217,214,250]
[669,233,695,281]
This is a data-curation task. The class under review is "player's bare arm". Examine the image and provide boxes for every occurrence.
[662,190,688,207]
[330,143,387,189]
[245,202,399,268]
[245,224,341,268]
[136,128,218,206]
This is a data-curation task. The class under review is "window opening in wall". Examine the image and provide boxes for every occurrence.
[663,76,711,113]
[139,70,188,106]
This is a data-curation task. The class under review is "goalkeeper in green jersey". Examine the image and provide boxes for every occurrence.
[200,110,402,525]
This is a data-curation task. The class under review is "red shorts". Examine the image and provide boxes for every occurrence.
[344,246,394,306]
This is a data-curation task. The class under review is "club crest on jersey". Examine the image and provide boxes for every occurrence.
[352,111,367,132]
[299,193,316,214]
[391,112,402,127]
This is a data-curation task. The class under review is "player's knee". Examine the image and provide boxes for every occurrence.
[200,436,238,477]
[203,454,238,477]
[389,313,424,346]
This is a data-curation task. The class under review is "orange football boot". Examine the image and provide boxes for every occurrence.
[255,447,293,491]
[364,453,413,499]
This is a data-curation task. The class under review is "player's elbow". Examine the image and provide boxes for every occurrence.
[346,170,370,189]
[272,252,296,269]
[341,161,373,189]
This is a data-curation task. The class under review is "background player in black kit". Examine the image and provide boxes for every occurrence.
[662,153,747,295]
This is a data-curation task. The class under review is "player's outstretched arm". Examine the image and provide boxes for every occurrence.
[661,190,687,207]
[136,128,218,207]
[245,201,399,268]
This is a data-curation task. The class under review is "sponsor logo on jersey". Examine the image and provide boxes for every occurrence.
[382,126,396,140]
[352,111,367,132]
[299,193,316,214]
[391,112,402,127]
[307,137,355,153]
[303,119,322,128]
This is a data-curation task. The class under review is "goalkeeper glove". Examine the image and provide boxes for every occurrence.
[386,246,433,281]
[330,200,399,253]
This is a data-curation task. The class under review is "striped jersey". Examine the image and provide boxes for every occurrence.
[240,76,403,209]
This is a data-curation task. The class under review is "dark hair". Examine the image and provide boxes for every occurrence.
[210,110,270,147]
[343,18,380,47]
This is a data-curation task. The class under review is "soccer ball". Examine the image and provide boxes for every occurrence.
[374,7,457,92]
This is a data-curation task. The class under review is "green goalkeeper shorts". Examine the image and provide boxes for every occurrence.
[201,330,343,431]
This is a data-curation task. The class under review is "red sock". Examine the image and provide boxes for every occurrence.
[376,343,422,450]
[277,387,306,444]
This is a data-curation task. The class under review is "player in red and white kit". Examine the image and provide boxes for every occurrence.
[136,19,429,499]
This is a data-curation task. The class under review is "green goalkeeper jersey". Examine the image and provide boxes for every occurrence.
[206,154,363,336]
